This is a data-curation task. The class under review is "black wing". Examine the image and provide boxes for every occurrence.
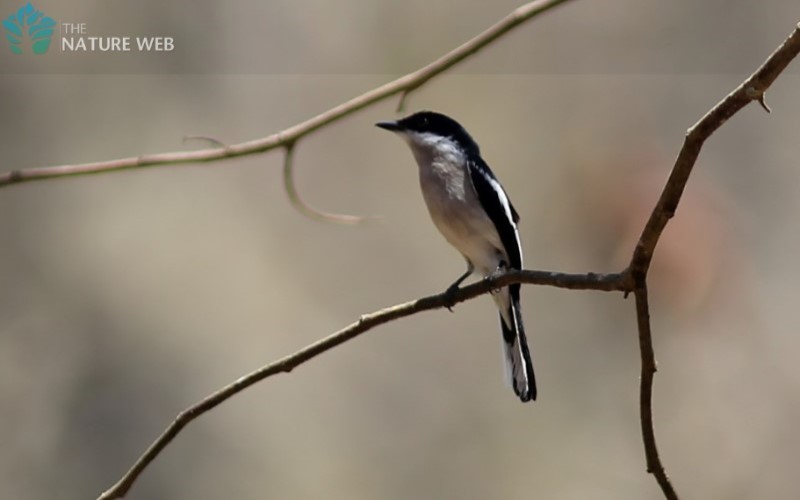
[467,157,522,271]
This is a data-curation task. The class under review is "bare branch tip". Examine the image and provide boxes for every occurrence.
[97,486,120,500]
[282,142,379,225]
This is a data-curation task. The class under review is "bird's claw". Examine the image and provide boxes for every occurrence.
[443,285,459,312]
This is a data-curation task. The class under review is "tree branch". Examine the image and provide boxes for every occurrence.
[97,270,626,500]
[624,22,800,500]
[0,0,573,192]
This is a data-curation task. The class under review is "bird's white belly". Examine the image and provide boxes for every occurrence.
[419,162,505,276]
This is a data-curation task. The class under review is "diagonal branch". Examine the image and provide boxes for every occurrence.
[97,269,626,500]
[0,0,573,192]
[631,23,800,275]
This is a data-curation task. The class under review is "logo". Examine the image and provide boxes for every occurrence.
[3,3,55,55]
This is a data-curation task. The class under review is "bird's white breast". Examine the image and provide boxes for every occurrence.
[407,134,505,275]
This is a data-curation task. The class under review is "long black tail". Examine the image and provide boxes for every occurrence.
[500,285,536,402]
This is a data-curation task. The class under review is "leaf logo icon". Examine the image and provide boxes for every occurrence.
[3,3,55,54]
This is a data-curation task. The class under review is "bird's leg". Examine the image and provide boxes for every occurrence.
[444,260,474,311]
[448,264,475,291]
[485,259,508,294]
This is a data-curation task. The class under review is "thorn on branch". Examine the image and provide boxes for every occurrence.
[745,86,771,113]
[757,94,771,113]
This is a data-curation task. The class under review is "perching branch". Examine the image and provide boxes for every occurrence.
[96,270,626,500]
[0,0,574,224]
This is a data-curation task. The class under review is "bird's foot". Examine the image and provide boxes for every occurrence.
[443,284,460,312]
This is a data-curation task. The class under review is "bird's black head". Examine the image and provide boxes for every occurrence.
[376,111,481,155]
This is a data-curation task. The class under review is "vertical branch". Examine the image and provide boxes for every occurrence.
[634,282,678,500]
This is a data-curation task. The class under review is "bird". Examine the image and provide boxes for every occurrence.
[376,111,536,402]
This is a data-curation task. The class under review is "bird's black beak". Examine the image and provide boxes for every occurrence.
[375,120,403,132]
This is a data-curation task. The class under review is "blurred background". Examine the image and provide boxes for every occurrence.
[1,0,799,498]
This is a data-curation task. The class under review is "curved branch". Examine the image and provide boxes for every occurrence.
[0,0,574,191]
[97,269,626,500]
[281,143,376,224]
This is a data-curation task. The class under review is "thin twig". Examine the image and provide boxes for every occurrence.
[97,269,626,500]
[0,0,573,191]
[281,143,375,224]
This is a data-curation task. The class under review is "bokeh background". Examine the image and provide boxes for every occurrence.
[1,1,799,499]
